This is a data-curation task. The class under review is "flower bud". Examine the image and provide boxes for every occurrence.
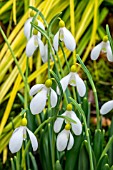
[65,123,71,130]
[45,79,52,88]
[21,118,27,126]
[59,20,65,28]
[33,29,38,35]
[71,65,76,72]
[30,11,34,17]
[67,104,72,111]
[103,35,108,42]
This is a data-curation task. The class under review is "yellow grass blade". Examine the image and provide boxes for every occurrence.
[70,0,76,64]
[0,58,26,134]
[13,0,16,25]
[0,0,13,15]
[0,54,25,103]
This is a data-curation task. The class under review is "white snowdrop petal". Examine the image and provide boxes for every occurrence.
[57,129,69,151]
[30,84,44,96]
[38,20,45,31]
[100,100,113,115]
[50,88,57,108]
[91,42,102,60]
[53,31,59,51]
[27,128,38,151]
[57,73,71,94]
[69,72,76,86]
[67,132,74,150]
[54,118,64,133]
[30,89,47,114]
[37,20,45,39]
[41,44,48,63]
[9,127,24,153]
[26,35,38,57]
[75,74,86,97]
[24,18,32,40]
[70,111,82,135]
[38,38,46,62]
[62,27,76,51]
[106,42,113,62]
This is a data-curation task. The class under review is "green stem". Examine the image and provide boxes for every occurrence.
[70,97,94,170]
[59,42,70,72]
[106,24,113,54]
[77,54,100,129]
[97,135,113,167]
[55,52,68,105]
[24,57,29,109]
[59,43,76,102]
[56,52,64,77]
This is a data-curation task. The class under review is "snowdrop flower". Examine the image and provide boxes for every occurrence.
[57,65,86,97]
[9,118,38,153]
[26,29,45,57]
[30,79,57,115]
[41,44,54,63]
[91,35,113,62]
[54,104,82,151]
[53,19,76,51]
[24,11,45,40]
[100,100,113,115]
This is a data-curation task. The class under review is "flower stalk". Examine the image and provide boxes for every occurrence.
[70,97,94,170]
[77,54,100,129]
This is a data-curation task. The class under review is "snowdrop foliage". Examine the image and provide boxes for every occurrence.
[9,118,38,153]
[54,104,82,151]
[53,19,76,51]
[100,100,113,115]
[91,35,113,62]
[30,79,57,115]
[57,65,86,97]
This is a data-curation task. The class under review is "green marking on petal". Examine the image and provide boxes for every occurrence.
[70,79,76,84]
[34,39,38,46]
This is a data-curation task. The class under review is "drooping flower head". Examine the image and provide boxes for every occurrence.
[24,11,45,40]
[24,11,45,58]
[91,35,113,62]
[30,79,58,115]
[9,117,38,153]
[25,28,45,57]
[100,100,113,115]
[54,104,82,151]
[53,19,76,51]
[57,65,86,97]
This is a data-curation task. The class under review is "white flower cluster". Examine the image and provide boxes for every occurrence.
[24,14,76,63]
[9,11,86,153]
[54,104,82,151]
